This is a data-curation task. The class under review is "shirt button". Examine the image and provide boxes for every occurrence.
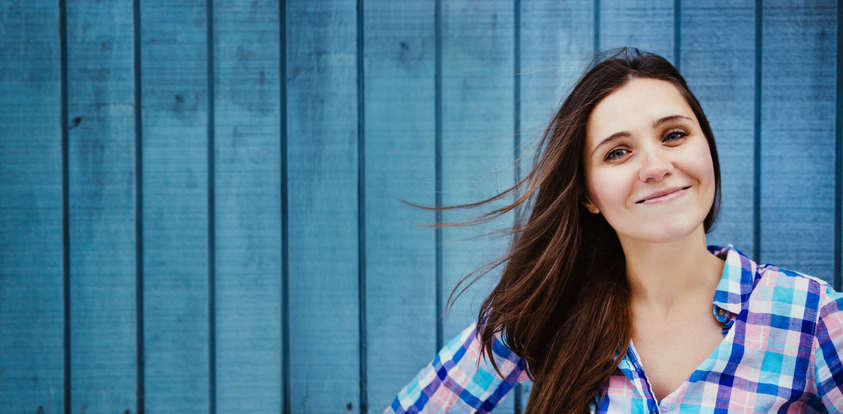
[651,410,658,414]
[716,307,727,316]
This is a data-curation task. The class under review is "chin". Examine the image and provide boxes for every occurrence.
[617,220,707,246]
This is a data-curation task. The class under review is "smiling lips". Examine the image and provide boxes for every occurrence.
[636,186,692,204]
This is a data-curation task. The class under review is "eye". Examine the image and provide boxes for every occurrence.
[605,147,630,161]
[663,129,689,143]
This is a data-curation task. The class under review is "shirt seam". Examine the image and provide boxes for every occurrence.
[810,285,835,397]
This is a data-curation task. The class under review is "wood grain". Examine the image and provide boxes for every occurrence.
[66,0,138,412]
[1,2,842,412]
[287,0,361,412]
[212,0,283,412]
[363,0,438,411]
[520,0,594,161]
[0,2,64,413]
[760,0,837,282]
[141,0,211,412]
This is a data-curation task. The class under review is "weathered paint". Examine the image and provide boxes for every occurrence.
[0,1,840,413]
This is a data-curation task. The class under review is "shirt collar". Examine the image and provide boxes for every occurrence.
[709,244,757,316]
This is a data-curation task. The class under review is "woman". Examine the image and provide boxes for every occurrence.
[385,49,843,413]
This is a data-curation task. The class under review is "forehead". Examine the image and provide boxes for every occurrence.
[586,78,694,146]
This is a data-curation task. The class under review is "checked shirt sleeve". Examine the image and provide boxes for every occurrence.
[813,285,843,413]
[385,322,530,414]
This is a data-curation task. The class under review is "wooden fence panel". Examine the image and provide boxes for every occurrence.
[141,0,211,412]
[520,0,594,154]
[287,0,361,412]
[0,2,841,413]
[364,0,438,411]
[213,0,283,412]
[66,0,138,412]
[0,3,64,413]
[760,0,837,283]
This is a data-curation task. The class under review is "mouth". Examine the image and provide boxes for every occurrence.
[636,186,691,204]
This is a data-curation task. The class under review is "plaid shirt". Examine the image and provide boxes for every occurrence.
[385,245,843,413]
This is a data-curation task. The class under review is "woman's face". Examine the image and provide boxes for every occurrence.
[583,78,715,246]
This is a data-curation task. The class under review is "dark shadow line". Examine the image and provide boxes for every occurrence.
[513,0,521,186]
[836,0,842,291]
[280,1,291,413]
[674,0,681,71]
[435,0,444,352]
[594,0,601,54]
[133,0,145,412]
[357,0,368,412]
[753,0,762,263]
[59,0,71,412]
[206,1,216,412]
[513,0,522,411]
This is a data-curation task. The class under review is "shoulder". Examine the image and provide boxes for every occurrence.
[711,245,839,318]
[751,262,840,314]
[384,322,528,414]
[748,264,840,320]
[746,262,843,347]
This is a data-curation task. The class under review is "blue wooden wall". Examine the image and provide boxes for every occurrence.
[0,1,840,413]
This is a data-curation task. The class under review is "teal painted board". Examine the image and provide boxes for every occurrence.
[441,0,515,335]
[66,1,138,412]
[213,0,283,412]
[760,0,837,282]
[287,0,361,412]
[363,0,437,410]
[519,0,593,152]
[141,0,211,412]
[517,1,595,403]
[0,2,64,413]
[600,0,674,63]
[440,1,516,410]
[681,1,756,252]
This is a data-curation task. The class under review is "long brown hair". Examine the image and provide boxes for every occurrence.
[459,48,721,413]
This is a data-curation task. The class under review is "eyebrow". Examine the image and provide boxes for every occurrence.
[653,114,693,128]
[589,114,694,157]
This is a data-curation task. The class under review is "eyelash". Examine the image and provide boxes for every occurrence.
[663,129,689,142]
[603,129,690,161]
[605,148,629,161]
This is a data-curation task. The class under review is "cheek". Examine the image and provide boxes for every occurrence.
[686,144,716,194]
[586,169,629,212]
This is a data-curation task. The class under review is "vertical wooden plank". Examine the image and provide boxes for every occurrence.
[0,3,64,413]
[520,0,593,155]
[441,0,514,337]
[440,1,515,410]
[65,0,138,412]
[213,0,282,412]
[141,0,211,412]
[760,0,837,282]
[364,0,437,411]
[600,0,674,62]
[517,1,594,404]
[681,1,756,251]
[287,0,361,412]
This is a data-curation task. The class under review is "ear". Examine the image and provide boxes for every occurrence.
[582,197,600,214]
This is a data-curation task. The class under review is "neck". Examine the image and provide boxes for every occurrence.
[619,225,724,313]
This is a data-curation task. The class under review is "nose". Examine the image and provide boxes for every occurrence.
[638,147,674,182]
